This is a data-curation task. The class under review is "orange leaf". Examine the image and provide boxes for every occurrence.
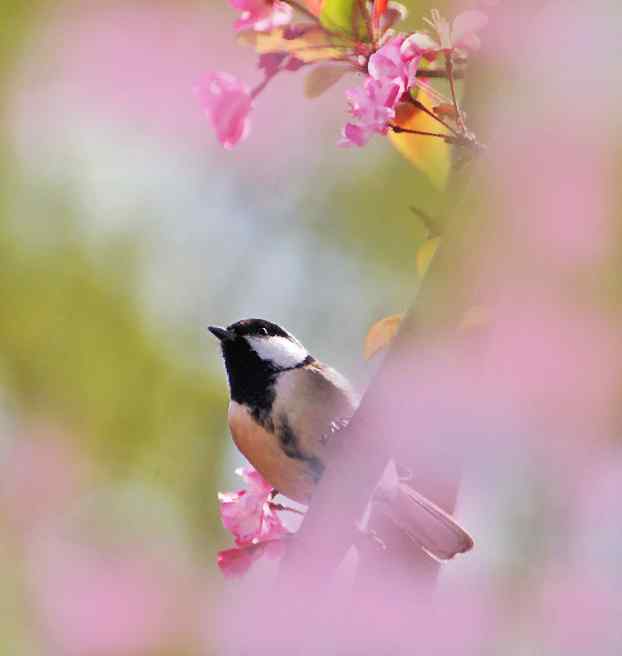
[388,90,451,189]
[364,314,403,360]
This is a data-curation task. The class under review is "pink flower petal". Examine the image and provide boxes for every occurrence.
[236,466,273,496]
[217,537,289,578]
[196,72,253,149]
[230,0,292,32]
[401,32,439,60]
[340,35,420,148]
[217,466,288,547]
[368,37,405,82]
[217,544,264,578]
[338,122,370,147]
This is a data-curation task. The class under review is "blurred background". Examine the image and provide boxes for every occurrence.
[1,0,621,654]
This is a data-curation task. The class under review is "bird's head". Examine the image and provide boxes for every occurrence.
[209,318,313,384]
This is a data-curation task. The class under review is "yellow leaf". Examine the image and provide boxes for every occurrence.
[364,314,403,360]
[388,90,451,190]
[237,27,345,63]
[416,236,440,279]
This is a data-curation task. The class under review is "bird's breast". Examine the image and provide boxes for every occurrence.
[227,401,315,503]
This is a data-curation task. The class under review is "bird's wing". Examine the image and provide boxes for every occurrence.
[272,363,358,458]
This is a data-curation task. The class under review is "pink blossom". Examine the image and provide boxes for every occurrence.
[340,38,418,147]
[218,466,288,545]
[340,122,370,147]
[218,538,287,578]
[196,72,253,149]
[29,539,194,655]
[217,467,290,577]
[368,36,418,89]
[402,9,488,59]
[400,32,440,61]
[0,434,85,538]
[339,77,404,147]
[229,0,292,32]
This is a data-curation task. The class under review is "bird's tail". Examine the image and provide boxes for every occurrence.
[372,463,474,561]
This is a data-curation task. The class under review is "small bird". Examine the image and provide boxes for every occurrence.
[209,318,473,560]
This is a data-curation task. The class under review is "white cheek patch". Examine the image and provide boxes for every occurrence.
[246,336,308,369]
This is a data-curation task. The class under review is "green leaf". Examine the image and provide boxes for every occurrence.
[320,0,367,38]
[304,64,350,98]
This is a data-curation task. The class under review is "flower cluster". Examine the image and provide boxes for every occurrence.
[196,1,487,152]
[217,466,291,577]
[195,73,253,150]
[339,35,417,147]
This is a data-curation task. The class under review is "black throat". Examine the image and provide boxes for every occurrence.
[221,339,313,426]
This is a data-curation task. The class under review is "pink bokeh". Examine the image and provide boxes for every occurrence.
[10,2,345,174]
[28,536,197,655]
[0,432,85,538]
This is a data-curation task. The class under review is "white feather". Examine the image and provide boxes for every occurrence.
[246,335,308,369]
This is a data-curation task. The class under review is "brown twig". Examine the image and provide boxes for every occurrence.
[389,124,452,139]
[409,97,460,137]
[388,123,473,147]
[445,52,466,132]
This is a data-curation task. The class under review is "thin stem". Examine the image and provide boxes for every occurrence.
[389,123,453,141]
[355,0,373,47]
[389,124,447,138]
[389,123,476,147]
[409,96,459,137]
[445,52,466,132]
[251,75,273,99]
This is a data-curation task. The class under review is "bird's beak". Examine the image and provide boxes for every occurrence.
[208,325,234,342]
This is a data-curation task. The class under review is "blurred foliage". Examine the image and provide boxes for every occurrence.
[311,151,435,265]
[0,0,229,549]
[0,2,43,84]
[0,181,228,544]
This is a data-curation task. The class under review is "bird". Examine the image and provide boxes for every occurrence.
[209,318,474,560]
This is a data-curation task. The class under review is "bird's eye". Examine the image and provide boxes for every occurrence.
[260,327,268,336]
